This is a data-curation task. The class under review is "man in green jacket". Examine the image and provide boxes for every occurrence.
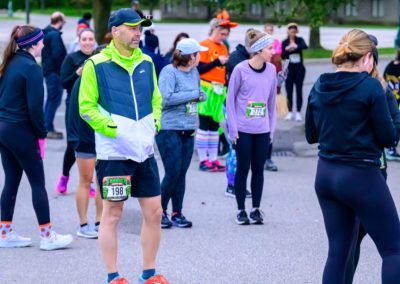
[79,8,167,284]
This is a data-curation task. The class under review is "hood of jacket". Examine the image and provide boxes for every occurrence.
[101,40,144,74]
[313,71,370,105]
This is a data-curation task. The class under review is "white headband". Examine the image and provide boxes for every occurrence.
[250,35,274,53]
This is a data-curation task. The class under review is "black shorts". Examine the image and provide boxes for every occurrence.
[96,157,160,200]
[74,141,96,155]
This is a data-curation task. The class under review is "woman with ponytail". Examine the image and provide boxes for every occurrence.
[0,25,73,250]
[305,29,400,283]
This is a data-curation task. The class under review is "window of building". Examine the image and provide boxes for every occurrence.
[250,3,262,16]
[371,0,384,17]
[164,0,176,13]
[345,0,358,16]
[187,0,198,14]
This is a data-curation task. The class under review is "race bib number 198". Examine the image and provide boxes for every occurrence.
[102,176,131,201]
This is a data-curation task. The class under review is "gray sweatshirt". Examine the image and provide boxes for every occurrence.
[158,64,203,130]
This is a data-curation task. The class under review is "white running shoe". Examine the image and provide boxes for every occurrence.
[40,231,73,251]
[295,112,302,121]
[285,112,294,120]
[0,231,31,248]
[77,225,98,239]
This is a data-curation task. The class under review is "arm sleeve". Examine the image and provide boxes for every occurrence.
[305,91,319,144]
[151,63,162,132]
[197,59,221,74]
[281,40,289,59]
[51,34,67,71]
[296,37,308,50]
[26,65,47,138]
[78,59,117,138]
[158,67,200,108]
[60,55,79,91]
[370,84,397,147]
[268,75,277,140]
[226,67,241,140]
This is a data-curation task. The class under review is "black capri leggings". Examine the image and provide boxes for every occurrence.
[0,121,50,225]
[315,158,400,284]
[234,132,270,210]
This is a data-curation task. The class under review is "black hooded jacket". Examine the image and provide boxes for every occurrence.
[305,71,396,167]
[41,25,67,76]
[226,44,250,84]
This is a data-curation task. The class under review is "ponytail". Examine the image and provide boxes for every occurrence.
[0,25,20,77]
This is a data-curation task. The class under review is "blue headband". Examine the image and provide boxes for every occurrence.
[250,35,274,53]
[15,28,44,49]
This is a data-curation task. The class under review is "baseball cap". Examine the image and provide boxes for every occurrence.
[368,34,379,64]
[108,8,151,31]
[176,38,208,55]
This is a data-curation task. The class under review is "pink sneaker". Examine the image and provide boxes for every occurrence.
[56,175,69,194]
[212,160,226,172]
[89,184,96,198]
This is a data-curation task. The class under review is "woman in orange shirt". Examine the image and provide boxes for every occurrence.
[196,18,237,172]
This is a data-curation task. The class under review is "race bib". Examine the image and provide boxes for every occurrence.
[185,102,197,116]
[289,53,301,63]
[212,82,224,95]
[102,176,131,201]
[246,102,266,118]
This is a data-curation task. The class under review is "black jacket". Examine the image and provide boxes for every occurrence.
[66,78,94,148]
[60,50,91,99]
[281,36,307,65]
[42,25,67,76]
[0,50,47,138]
[226,44,250,84]
[305,72,396,167]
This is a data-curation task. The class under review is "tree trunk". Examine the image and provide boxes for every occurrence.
[309,26,322,49]
[93,0,112,44]
[41,0,45,10]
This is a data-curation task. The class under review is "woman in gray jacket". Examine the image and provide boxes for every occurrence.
[156,38,207,229]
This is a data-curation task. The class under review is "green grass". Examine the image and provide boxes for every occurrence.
[304,47,397,59]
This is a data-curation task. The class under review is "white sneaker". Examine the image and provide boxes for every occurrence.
[0,231,31,248]
[40,231,73,251]
[295,112,302,121]
[285,112,294,120]
[77,225,98,239]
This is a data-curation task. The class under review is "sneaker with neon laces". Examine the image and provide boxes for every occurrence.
[0,231,32,248]
[104,276,129,284]
[161,211,172,229]
[40,231,73,251]
[249,208,264,225]
[138,275,169,284]
[171,212,192,228]
[199,160,217,172]
[89,184,96,198]
[77,224,98,239]
[212,160,225,172]
[56,175,69,194]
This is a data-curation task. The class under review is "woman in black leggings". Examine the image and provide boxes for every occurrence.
[0,25,72,250]
[306,29,400,283]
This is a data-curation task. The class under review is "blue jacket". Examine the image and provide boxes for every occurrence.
[306,71,396,167]
[0,50,47,138]
[141,46,169,78]
[42,25,67,76]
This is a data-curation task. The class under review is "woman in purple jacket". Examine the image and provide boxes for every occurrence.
[226,30,277,225]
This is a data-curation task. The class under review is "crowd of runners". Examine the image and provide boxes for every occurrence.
[0,2,400,283]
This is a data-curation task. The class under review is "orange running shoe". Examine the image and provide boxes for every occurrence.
[141,275,169,284]
[109,277,129,284]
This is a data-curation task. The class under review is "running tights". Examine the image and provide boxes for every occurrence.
[234,132,270,210]
[0,121,50,225]
[315,158,400,284]
[285,63,305,112]
[62,142,76,176]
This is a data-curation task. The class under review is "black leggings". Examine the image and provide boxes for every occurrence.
[234,132,270,210]
[285,64,305,112]
[62,142,76,176]
[0,121,50,225]
[315,158,400,284]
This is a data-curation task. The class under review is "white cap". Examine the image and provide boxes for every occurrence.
[176,38,208,55]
